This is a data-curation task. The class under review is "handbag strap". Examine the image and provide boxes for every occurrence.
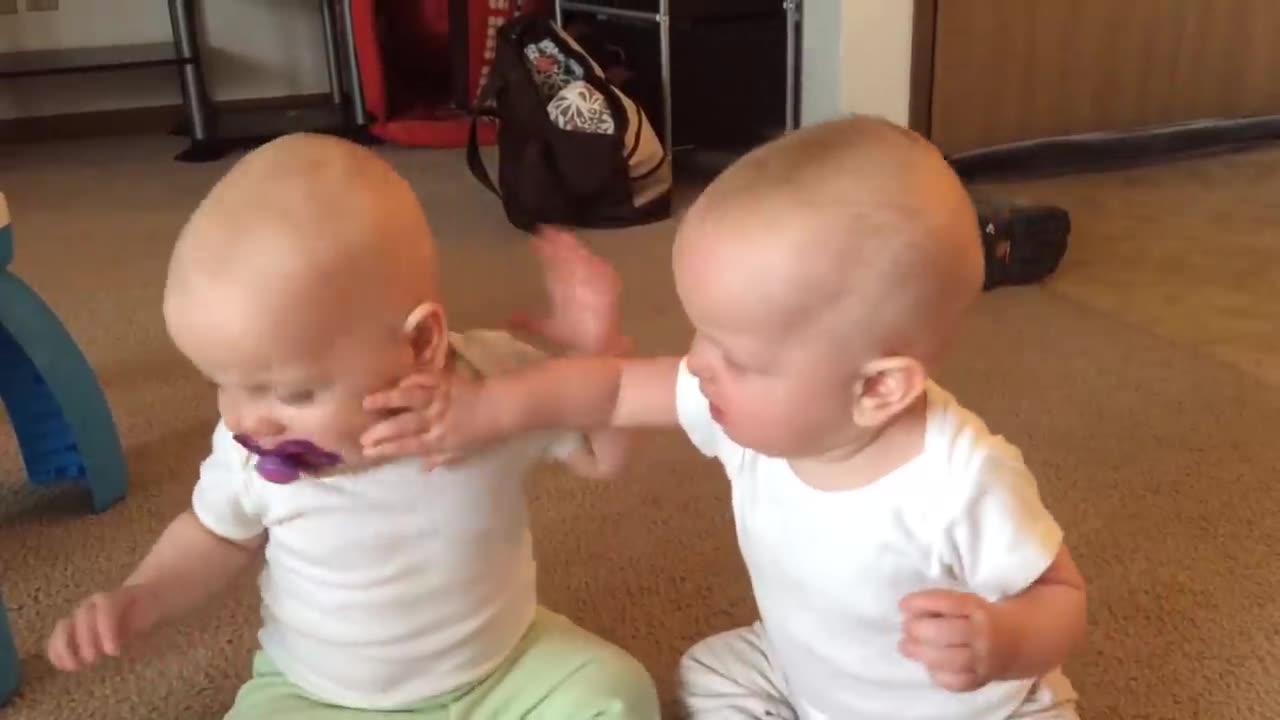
[466,110,501,198]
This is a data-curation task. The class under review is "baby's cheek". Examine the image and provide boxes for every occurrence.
[764,392,828,441]
[304,400,368,456]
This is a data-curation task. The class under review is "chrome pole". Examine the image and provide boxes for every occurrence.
[337,0,368,127]
[784,0,799,130]
[319,0,345,106]
[658,0,673,156]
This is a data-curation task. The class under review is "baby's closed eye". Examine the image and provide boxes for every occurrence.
[278,388,317,406]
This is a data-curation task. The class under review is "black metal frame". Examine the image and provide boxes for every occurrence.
[554,0,801,157]
[0,0,368,162]
[167,0,361,161]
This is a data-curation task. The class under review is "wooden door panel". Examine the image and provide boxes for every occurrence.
[930,1,1280,154]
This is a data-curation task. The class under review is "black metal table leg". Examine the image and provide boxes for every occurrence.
[169,0,223,162]
[336,0,378,144]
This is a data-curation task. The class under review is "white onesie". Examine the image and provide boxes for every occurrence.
[673,360,1078,720]
[191,330,580,710]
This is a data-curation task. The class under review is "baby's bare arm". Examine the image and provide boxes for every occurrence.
[123,509,264,626]
[561,361,633,479]
[363,353,680,469]
[988,545,1087,681]
[48,509,264,671]
[539,353,683,478]
[487,354,681,437]
[547,323,634,480]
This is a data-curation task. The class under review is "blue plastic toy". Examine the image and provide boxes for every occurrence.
[0,587,16,706]
[0,193,127,512]
[0,192,129,704]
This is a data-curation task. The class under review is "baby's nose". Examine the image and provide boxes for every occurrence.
[228,411,286,442]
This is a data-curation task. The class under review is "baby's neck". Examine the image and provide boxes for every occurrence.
[788,394,928,492]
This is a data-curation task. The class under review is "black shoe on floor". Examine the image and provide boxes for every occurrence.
[972,195,1071,290]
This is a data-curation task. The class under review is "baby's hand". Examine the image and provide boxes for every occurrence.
[898,589,1010,692]
[47,585,157,672]
[512,226,628,356]
[361,370,495,467]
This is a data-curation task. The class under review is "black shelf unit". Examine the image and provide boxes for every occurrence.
[0,42,185,79]
[555,0,800,156]
[0,0,363,162]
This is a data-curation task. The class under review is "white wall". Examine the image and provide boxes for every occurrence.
[0,0,331,119]
[801,0,914,128]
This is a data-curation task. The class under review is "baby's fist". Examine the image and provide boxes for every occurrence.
[898,589,1003,692]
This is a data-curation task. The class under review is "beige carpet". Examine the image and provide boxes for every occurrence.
[972,146,1280,388]
[2,136,1279,719]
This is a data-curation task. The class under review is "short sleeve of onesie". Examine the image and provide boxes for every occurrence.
[941,433,1064,601]
[674,358,728,459]
[450,329,584,462]
[191,422,266,542]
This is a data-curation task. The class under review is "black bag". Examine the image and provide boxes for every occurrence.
[972,194,1071,290]
[466,14,672,232]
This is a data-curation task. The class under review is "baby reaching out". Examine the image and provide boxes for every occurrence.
[364,116,1088,720]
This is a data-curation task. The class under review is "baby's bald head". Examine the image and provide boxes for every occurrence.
[163,134,446,464]
[673,116,983,455]
[675,115,982,366]
[165,133,439,351]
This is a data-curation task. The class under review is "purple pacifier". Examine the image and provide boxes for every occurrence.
[233,435,343,484]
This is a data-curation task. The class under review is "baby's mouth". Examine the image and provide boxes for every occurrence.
[233,435,343,484]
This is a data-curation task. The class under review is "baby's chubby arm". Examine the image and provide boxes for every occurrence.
[482,352,681,439]
[362,335,682,469]
[986,545,1086,678]
[117,510,265,623]
[898,436,1088,693]
[47,510,263,671]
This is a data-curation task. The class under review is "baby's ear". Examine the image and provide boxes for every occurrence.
[850,356,927,428]
[404,302,449,369]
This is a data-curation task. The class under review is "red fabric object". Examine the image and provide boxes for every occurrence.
[521,0,556,19]
[350,0,546,148]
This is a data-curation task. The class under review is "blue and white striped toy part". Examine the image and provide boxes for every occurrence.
[0,192,12,268]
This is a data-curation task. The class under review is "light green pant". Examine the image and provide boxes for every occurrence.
[223,608,659,720]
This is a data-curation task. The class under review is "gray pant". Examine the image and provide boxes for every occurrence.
[677,622,1080,720]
